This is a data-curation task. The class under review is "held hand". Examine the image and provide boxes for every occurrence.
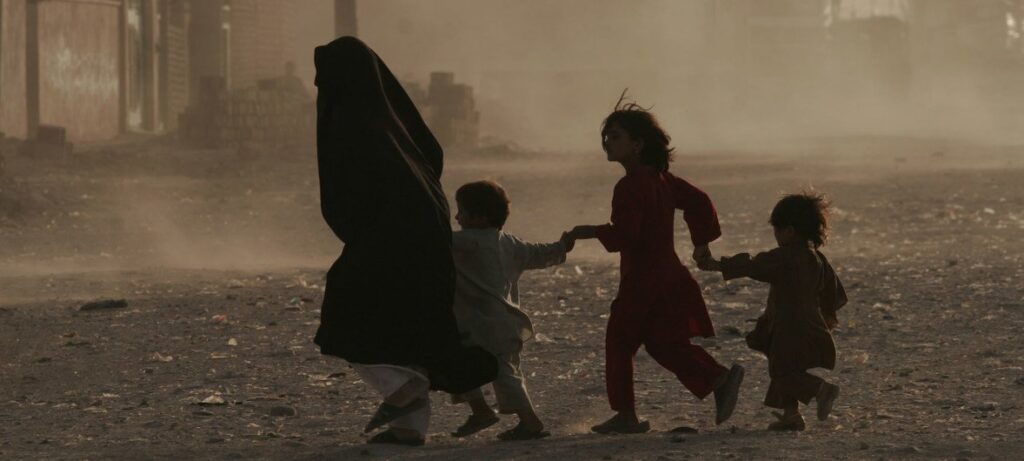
[824,316,839,331]
[560,231,576,252]
[569,225,598,240]
[696,257,721,272]
[692,244,712,265]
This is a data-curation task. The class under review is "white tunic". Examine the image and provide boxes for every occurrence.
[451,228,567,355]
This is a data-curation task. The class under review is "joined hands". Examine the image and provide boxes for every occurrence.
[693,244,721,271]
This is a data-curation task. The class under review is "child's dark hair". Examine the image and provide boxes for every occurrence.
[601,91,674,172]
[770,192,831,248]
[455,180,511,229]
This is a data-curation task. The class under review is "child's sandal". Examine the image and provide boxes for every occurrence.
[767,411,806,431]
[816,383,840,421]
[450,414,500,437]
[496,424,551,441]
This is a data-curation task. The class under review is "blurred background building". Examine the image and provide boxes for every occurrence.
[2,0,1022,148]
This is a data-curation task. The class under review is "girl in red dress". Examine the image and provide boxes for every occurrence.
[568,101,744,433]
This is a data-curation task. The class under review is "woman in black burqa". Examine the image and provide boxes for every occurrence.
[313,36,497,445]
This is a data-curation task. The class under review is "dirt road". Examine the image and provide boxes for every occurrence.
[1,137,1022,459]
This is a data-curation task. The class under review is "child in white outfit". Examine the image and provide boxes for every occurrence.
[449,180,574,441]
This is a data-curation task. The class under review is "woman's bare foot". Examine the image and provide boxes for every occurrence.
[767,411,806,431]
[368,428,425,446]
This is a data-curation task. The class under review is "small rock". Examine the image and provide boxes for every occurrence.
[79,299,128,312]
[199,395,226,406]
[971,402,997,412]
[670,435,686,443]
[269,406,297,417]
[35,357,52,363]
[227,338,238,346]
[62,340,91,347]
[150,352,173,363]
[207,437,225,444]
[669,426,698,434]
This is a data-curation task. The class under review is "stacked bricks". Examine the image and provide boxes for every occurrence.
[180,77,313,148]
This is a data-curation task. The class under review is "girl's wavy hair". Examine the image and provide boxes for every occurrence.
[601,90,675,172]
[770,192,831,248]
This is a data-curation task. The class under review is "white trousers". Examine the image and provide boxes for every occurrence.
[350,363,431,437]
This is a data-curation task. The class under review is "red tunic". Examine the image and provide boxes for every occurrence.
[595,166,721,340]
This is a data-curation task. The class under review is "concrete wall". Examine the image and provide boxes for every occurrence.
[0,0,27,139]
[163,0,189,130]
[229,0,297,90]
[37,1,120,141]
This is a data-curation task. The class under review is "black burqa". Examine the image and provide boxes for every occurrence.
[312,37,497,394]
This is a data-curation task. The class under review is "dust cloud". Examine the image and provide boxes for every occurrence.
[279,0,1024,150]
[4,0,1024,282]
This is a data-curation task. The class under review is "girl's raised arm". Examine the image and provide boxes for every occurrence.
[669,174,721,246]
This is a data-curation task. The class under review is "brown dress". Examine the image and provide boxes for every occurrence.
[720,243,847,408]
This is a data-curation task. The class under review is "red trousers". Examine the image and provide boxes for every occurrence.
[605,304,728,413]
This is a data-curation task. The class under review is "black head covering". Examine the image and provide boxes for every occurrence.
[312,37,496,394]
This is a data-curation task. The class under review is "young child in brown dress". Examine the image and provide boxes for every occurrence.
[698,193,846,430]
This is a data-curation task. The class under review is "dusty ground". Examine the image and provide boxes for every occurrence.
[1,135,1022,460]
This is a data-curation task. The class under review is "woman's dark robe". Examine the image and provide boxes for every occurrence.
[312,36,496,394]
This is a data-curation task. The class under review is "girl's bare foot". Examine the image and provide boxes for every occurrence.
[591,412,650,434]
